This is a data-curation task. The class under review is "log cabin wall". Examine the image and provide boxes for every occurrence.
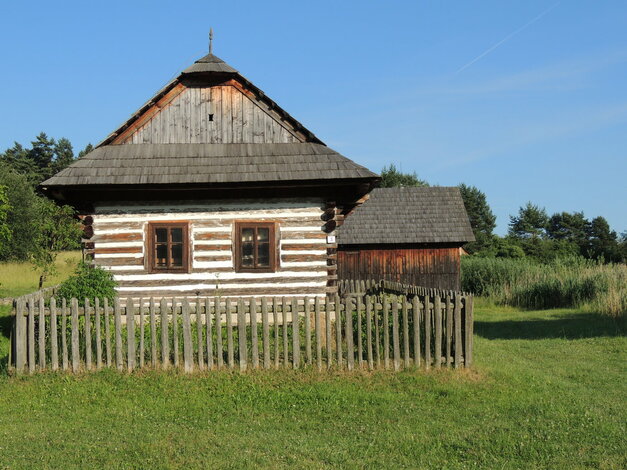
[90,199,334,299]
[337,244,462,291]
[117,84,303,145]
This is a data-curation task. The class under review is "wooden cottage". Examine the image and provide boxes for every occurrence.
[336,187,475,291]
[41,51,379,299]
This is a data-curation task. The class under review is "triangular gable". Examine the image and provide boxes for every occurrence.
[99,54,323,147]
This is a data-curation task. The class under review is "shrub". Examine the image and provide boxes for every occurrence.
[56,262,117,306]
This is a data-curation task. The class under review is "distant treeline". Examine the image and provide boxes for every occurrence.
[380,165,626,263]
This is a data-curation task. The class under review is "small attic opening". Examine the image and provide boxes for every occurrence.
[208,114,214,121]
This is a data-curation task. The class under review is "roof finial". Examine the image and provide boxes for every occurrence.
[209,28,214,54]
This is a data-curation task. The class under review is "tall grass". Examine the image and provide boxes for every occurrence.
[462,256,626,318]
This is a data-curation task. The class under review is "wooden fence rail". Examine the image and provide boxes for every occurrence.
[11,291,473,375]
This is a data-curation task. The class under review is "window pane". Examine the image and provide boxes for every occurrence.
[171,244,183,267]
[257,242,270,267]
[257,228,269,242]
[241,242,254,267]
[155,228,167,243]
[171,228,183,243]
[156,244,167,267]
[241,228,254,243]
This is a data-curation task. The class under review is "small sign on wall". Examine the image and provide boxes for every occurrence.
[327,235,336,244]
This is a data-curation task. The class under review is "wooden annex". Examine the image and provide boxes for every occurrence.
[337,187,475,291]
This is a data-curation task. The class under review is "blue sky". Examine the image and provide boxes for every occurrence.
[1,1,625,234]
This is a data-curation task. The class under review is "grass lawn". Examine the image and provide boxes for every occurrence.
[0,300,624,469]
[0,251,82,298]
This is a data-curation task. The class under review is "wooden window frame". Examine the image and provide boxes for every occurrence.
[146,222,191,274]
[234,221,278,273]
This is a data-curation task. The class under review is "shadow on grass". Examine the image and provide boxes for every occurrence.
[475,313,625,340]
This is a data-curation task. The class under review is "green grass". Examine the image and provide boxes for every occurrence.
[0,251,82,298]
[0,301,624,469]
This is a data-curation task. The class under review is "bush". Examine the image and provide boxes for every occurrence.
[56,262,117,306]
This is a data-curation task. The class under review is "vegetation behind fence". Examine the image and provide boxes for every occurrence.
[11,286,473,375]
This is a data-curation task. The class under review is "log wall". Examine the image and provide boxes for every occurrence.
[337,244,462,291]
[90,199,335,299]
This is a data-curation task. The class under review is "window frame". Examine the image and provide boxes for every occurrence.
[146,221,190,274]
[234,221,278,273]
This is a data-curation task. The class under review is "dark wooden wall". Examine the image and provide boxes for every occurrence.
[337,243,462,291]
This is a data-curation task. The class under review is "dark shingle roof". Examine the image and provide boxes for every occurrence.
[182,53,238,74]
[337,187,475,245]
[41,143,377,187]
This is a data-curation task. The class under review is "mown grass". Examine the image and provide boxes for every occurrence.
[462,256,627,318]
[0,251,82,298]
[0,300,624,469]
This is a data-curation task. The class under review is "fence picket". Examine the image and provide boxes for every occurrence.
[383,298,390,369]
[251,298,258,369]
[304,297,311,365]
[465,295,474,367]
[50,298,58,372]
[15,300,26,374]
[262,298,270,369]
[114,298,123,371]
[206,298,213,370]
[95,298,102,369]
[237,299,247,371]
[39,296,46,370]
[138,298,144,369]
[412,296,421,368]
[454,293,462,369]
[424,294,431,369]
[225,298,233,368]
[314,297,322,371]
[434,295,442,369]
[374,299,381,367]
[160,298,169,369]
[345,296,354,371]
[196,297,204,371]
[446,292,452,367]
[365,296,373,370]
[356,296,363,368]
[292,297,299,369]
[85,298,92,371]
[182,299,193,373]
[216,297,223,368]
[62,298,68,371]
[104,298,111,368]
[127,298,135,372]
[150,298,157,368]
[325,296,332,369]
[282,297,289,367]
[172,298,179,368]
[335,295,342,367]
[392,301,400,371]
[72,298,81,372]
[273,297,279,369]
[402,299,410,368]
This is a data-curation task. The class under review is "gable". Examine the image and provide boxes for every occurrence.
[113,81,305,145]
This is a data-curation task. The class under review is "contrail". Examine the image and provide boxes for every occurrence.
[456,2,560,74]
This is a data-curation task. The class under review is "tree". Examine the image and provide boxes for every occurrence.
[31,198,82,288]
[458,184,496,254]
[29,132,56,180]
[0,163,42,260]
[0,185,11,252]
[77,143,94,159]
[508,202,548,239]
[53,137,75,173]
[380,164,429,188]
[546,211,589,256]
[587,216,621,262]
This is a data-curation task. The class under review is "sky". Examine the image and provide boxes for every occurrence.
[0,0,625,235]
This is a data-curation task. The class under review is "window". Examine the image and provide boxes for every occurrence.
[147,222,189,273]
[234,222,277,272]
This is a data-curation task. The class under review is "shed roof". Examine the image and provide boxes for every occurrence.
[41,143,377,187]
[337,187,475,245]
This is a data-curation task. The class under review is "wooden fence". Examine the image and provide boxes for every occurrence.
[11,289,473,375]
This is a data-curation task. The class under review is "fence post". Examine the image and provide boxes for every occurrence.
[412,296,421,368]
[262,298,270,370]
[365,295,373,370]
[391,301,400,371]
[314,297,322,371]
[114,298,122,371]
[38,296,46,370]
[251,297,259,369]
[95,298,102,369]
[345,296,354,371]
[434,295,442,369]
[206,297,214,370]
[454,293,462,369]
[85,298,92,371]
[196,297,204,371]
[424,294,431,369]
[28,296,35,375]
[104,298,111,368]
[216,297,223,369]
[62,298,69,371]
[292,297,300,369]
[464,295,474,368]
[402,298,410,368]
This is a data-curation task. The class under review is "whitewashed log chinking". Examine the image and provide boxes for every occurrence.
[41,49,379,300]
